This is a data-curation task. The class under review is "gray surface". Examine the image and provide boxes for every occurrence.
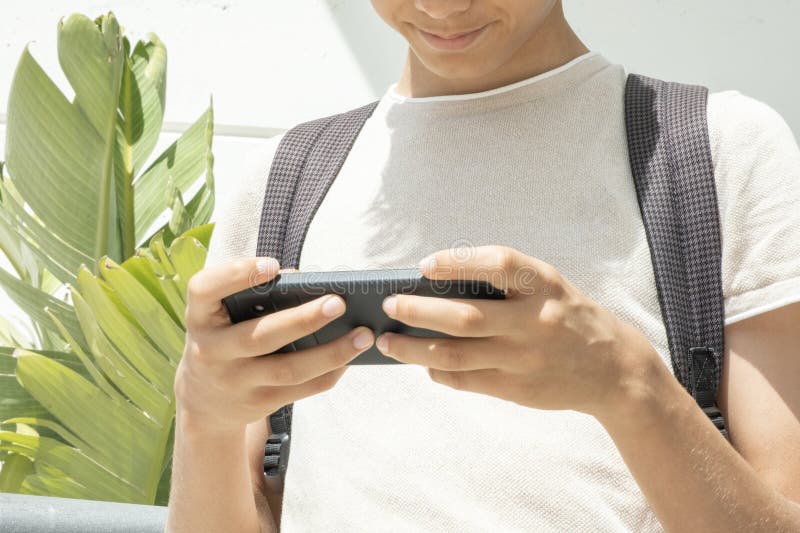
[0,493,167,533]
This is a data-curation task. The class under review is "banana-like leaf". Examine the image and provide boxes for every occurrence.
[0,230,208,505]
[0,347,90,425]
[181,222,214,250]
[0,313,34,348]
[0,177,91,286]
[0,348,47,422]
[0,10,216,506]
[0,451,33,492]
[0,193,32,284]
[114,33,167,258]
[134,105,214,247]
[117,34,167,179]
[0,267,88,353]
[75,266,174,397]
[5,20,120,264]
[71,288,171,418]
[122,253,182,326]
[2,10,210,289]
[98,257,185,365]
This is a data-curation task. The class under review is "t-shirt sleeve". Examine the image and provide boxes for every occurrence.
[204,132,286,269]
[707,90,800,326]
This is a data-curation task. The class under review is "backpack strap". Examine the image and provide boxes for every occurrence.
[624,73,727,438]
[256,100,380,492]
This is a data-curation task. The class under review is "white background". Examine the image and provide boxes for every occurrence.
[0,0,798,335]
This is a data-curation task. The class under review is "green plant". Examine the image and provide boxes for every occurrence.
[0,225,212,503]
[0,11,215,504]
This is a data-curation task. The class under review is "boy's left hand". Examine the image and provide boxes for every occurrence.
[375,245,663,419]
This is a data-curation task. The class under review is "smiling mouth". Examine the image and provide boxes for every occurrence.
[417,24,489,51]
[426,26,485,39]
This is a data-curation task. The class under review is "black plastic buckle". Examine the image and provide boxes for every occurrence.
[263,432,290,493]
[703,405,729,440]
[688,346,728,440]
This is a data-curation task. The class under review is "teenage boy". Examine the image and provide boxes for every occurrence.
[165,1,800,531]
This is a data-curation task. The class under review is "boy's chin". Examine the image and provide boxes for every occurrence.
[414,52,499,82]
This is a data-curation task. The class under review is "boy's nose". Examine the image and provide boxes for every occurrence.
[414,0,472,20]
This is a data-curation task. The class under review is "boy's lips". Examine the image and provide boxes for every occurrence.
[417,24,488,51]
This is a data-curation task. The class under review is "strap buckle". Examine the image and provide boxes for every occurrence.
[688,346,728,440]
[702,404,729,440]
[263,432,290,493]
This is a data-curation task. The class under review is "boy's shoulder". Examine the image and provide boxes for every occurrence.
[707,89,798,163]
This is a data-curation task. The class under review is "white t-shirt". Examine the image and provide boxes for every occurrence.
[205,50,800,532]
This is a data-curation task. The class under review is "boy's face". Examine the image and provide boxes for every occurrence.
[371,0,560,79]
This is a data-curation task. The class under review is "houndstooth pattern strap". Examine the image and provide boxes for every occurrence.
[282,100,381,268]
[624,73,725,400]
[256,114,339,264]
[255,100,380,488]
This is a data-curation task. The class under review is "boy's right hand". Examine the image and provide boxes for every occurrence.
[174,256,374,435]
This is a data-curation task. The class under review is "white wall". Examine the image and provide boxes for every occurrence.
[0,1,798,332]
[1,1,798,197]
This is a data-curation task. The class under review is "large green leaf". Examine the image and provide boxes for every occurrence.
[5,37,115,262]
[0,177,91,285]
[0,267,88,353]
[134,105,215,246]
[0,451,33,492]
[1,10,212,291]
[181,222,214,250]
[0,10,217,506]
[114,33,167,259]
[13,354,162,495]
[122,254,182,326]
[0,348,47,422]
[0,229,207,504]
[70,288,171,418]
[116,34,167,180]
[0,347,90,424]
[0,313,34,348]
[58,13,124,139]
[99,257,185,363]
[75,266,174,397]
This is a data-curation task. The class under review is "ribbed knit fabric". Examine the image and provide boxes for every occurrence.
[204,51,800,532]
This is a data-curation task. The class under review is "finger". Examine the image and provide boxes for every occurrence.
[375,332,513,371]
[186,256,281,329]
[248,366,350,410]
[426,367,505,395]
[233,326,374,387]
[382,293,518,337]
[418,245,557,296]
[207,292,351,359]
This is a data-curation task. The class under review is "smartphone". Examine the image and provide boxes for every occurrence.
[221,267,506,365]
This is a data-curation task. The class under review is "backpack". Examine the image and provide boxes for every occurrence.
[256,73,729,492]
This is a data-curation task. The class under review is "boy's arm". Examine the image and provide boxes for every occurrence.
[165,133,289,533]
[596,301,800,532]
[247,416,283,531]
[165,413,274,533]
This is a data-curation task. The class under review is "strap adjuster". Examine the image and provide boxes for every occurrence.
[688,346,728,440]
[702,404,729,440]
[263,432,290,493]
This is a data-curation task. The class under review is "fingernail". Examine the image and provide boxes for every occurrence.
[418,254,436,273]
[376,334,389,353]
[322,295,345,317]
[256,257,279,274]
[352,329,373,350]
[382,295,397,316]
